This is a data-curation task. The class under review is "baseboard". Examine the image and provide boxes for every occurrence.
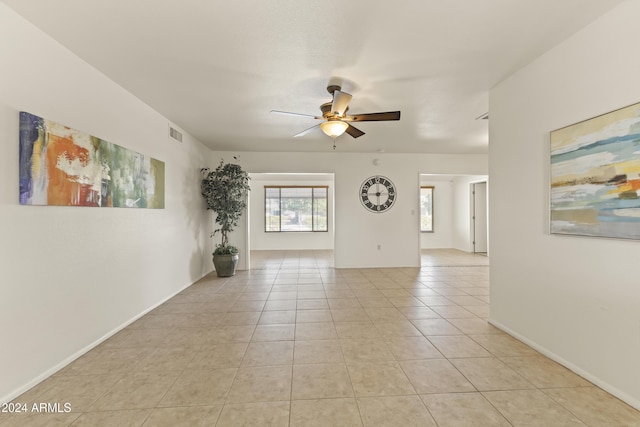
[0,272,208,405]
[488,319,640,411]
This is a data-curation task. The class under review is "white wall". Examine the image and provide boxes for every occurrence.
[0,4,212,402]
[489,0,640,408]
[249,174,334,250]
[209,152,488,269]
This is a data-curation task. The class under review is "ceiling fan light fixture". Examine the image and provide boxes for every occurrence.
[320,120,348,139]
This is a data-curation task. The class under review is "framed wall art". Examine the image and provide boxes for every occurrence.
[550,102,640,239]
[19,111,165,208]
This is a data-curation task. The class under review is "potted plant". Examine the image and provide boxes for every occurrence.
[200,159,250,277]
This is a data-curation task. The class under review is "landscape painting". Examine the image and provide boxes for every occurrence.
[19,112,165,208]
[550,102,640,239]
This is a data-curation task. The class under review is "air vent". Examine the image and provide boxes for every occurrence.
[475,112,489,120]
[169,125,183,142]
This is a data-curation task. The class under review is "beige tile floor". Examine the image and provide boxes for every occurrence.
[4,249,640,426]
[421,248,489,267]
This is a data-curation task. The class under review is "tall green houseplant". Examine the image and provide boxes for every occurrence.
[201,160,250,276]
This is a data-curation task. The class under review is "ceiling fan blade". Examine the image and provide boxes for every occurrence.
[271,110,322,119]
[345,124,365,139]
[331,90,352,117]
[345,111,401,122]
[294,123,320,137]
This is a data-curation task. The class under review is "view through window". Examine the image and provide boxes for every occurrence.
[420,186,434,232]
[265,186,328,232]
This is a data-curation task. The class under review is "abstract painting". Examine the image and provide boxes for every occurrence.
[550,102,640,239]
[19,112,165,208]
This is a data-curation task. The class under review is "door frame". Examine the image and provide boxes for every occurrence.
[471,180,488,254]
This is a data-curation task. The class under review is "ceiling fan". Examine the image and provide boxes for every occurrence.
[271,85,401,146]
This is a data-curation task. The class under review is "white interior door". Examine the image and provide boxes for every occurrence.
[473,182,488,254]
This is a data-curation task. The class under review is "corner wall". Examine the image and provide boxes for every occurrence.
[0,4,212,402]
[489,0,640,408]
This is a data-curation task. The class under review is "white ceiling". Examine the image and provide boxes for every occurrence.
[3,0,623,154]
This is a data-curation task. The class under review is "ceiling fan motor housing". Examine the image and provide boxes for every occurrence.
[326,84,341,94]
[320,102,348,119]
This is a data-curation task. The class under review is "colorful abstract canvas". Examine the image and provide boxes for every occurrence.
[550,102,640,239]
[19,112,165,208]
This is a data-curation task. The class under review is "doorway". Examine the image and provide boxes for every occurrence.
[419,174,488,257]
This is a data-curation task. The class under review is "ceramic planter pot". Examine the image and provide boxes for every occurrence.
[212,253,239,277]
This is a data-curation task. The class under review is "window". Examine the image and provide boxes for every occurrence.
[265,186,328,232]
[420,186,434,232]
